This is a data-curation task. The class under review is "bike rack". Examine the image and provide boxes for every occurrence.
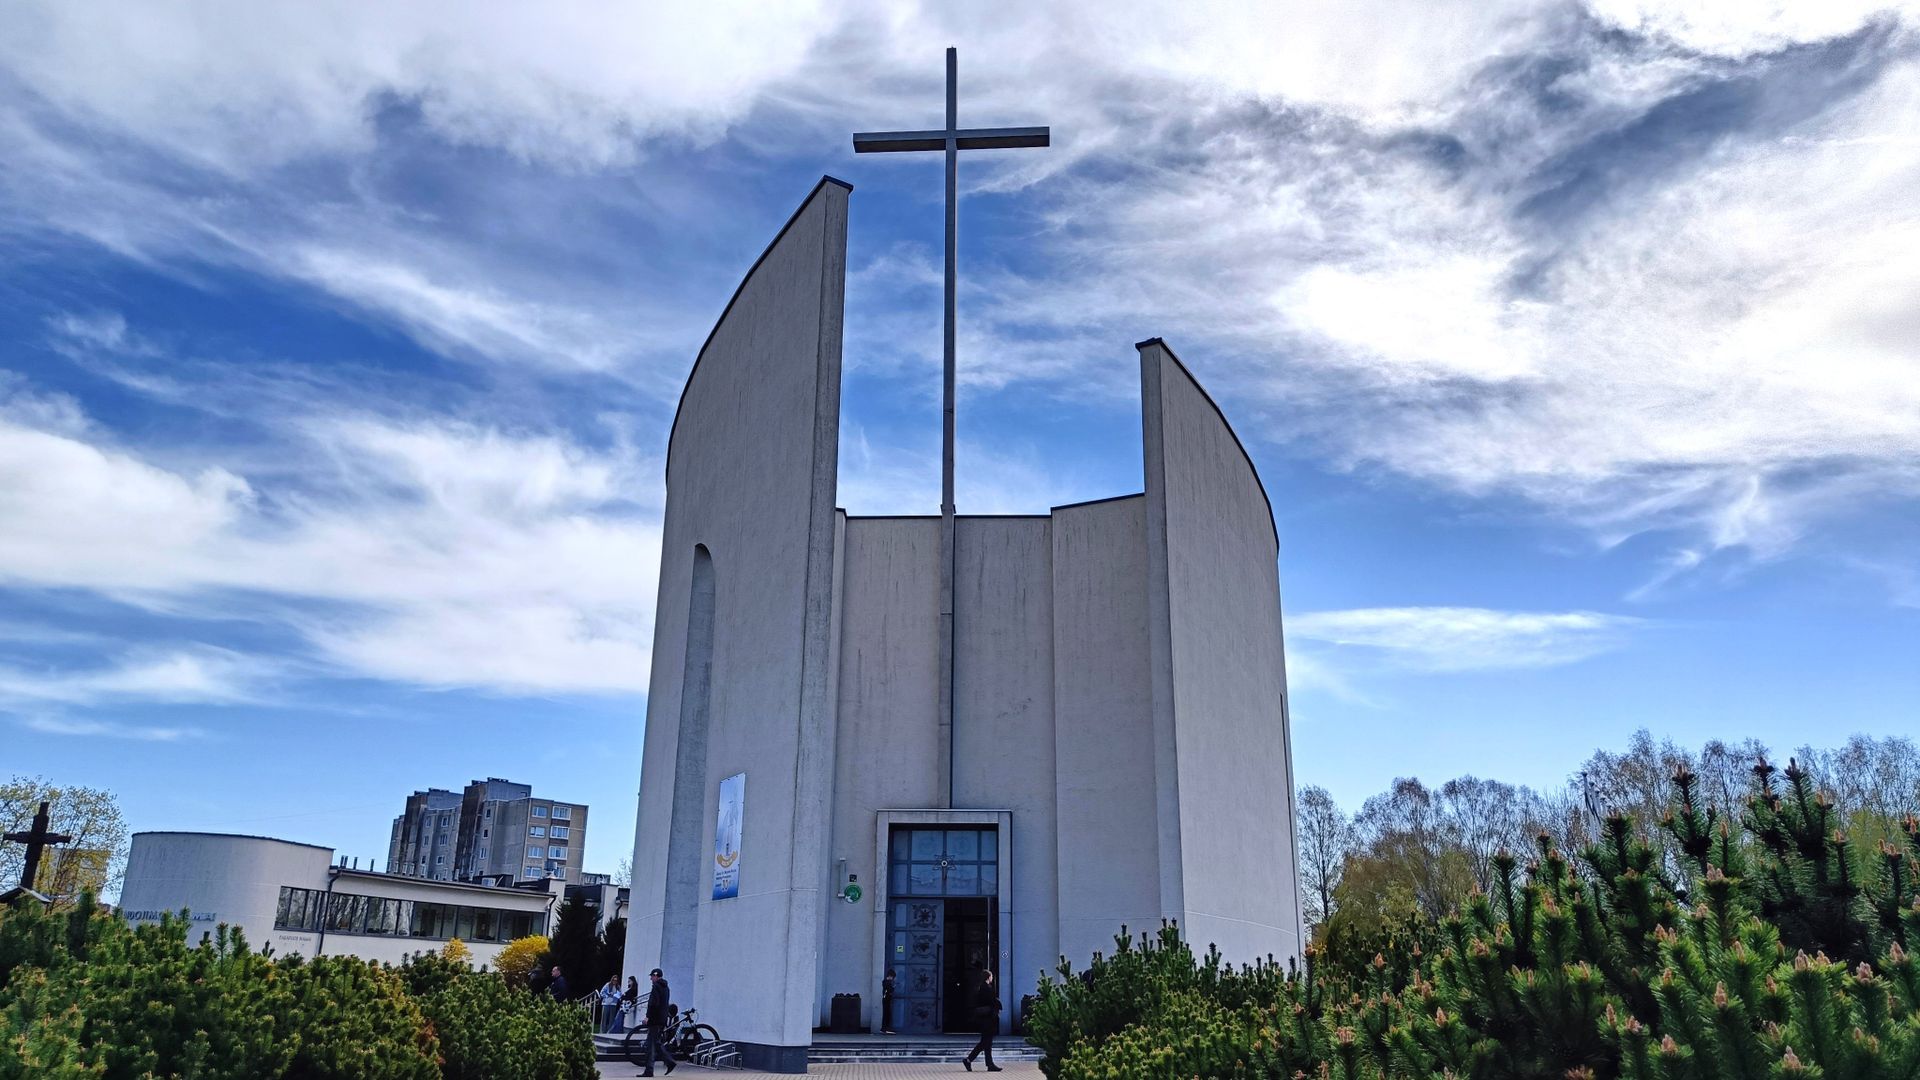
[690,1039,742,1069]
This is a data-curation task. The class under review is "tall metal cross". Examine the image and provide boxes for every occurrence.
[854,48,1049,807]
[4,801,73,894]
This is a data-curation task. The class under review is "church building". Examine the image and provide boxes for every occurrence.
[623,177,1300,1071]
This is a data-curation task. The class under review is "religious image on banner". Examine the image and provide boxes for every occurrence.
[712,772,744,900]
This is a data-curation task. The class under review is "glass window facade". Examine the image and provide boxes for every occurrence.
[273,886,544,942]
[550,806,571,820]
[887,828,998,897]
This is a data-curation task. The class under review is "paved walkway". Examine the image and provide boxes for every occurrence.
[596,1062,1042,1078]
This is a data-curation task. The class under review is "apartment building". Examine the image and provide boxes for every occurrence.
[387,778,588,884]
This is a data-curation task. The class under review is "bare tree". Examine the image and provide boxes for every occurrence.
[1355,778,1464,916]
[1296,786,1353,929]
[1794,735,1920,822]
[1439,776,1528,892]
[1696,738,1768,816]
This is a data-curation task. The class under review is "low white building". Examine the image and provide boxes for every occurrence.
[119,832,559,967]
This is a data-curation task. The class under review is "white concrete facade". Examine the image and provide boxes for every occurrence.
[119,832,557,968]
[624,180,1299,1072]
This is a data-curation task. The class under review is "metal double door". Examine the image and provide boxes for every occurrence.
[889,898,944,1032]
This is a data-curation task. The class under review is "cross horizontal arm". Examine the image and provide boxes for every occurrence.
[4,830,71,844]
[853,126,1050,153]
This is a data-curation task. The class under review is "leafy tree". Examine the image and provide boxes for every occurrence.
[0,777,128,903]
[495,933,550,989]
[441,936,471,964]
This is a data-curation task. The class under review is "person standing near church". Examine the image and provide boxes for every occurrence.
[596,974,623,1033]
[881,968,897,1033]
[962,969,1001,1072]
[641,967,677,1076]
[619,975,641,1034]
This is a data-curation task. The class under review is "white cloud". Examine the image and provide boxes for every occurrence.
[0,379,661,695]
[0,649,260,706]
[15,715,207,741]
[1289,607,1642,672]
[0,0,1916,657]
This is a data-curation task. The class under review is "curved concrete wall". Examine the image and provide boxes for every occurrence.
[119,832,550,967]
[1050,493,1165,967]
[1140,339,1302,965]
[626,177,849,1065]
[120,832,331,954]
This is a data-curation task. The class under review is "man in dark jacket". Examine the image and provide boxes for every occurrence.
[547,966,570,1001]
[642,967,676,1076]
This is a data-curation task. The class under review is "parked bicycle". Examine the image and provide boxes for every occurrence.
[624,1005,721,1066]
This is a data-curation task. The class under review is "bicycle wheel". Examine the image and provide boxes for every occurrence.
[678,1023,719,1056]
[623,1026,650,1067]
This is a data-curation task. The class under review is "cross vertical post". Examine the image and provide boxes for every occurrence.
[5,801,74,896]
[854,49,1049,808]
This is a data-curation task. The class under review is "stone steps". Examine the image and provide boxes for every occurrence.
[808,1039,1040,1064]
[591,1034,1042,1066]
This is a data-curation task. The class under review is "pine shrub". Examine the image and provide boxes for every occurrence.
[1030,760,1920,1079]
[0,904,437,1080]
[420,964,597,1080]
[0,896,594,1080]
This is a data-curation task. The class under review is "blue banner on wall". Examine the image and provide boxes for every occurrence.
[712,772,744,900]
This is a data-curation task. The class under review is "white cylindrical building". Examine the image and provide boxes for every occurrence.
[119,832,559,967]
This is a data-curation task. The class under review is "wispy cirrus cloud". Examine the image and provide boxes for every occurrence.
[0,365,662,697]
[1289,607,1643,673]
[0,648,261,707]
[14,715,208,742]
[1,0,1916,727]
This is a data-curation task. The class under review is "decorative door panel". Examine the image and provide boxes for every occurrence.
[889,899,943,1033]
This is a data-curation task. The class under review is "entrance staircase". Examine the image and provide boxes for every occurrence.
[594,1032,1042,1067]
[808,1034,1041,1065]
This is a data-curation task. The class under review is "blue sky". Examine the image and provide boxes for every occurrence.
[2,2,1916,881]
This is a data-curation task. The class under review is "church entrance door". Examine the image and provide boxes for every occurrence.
[886,826,999,1034]
[942,897,995,1032]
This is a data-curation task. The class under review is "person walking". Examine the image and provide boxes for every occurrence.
[881,968,897,1033]
[962,968,1001,1072]
[547,966,571,1002]
[641,967,677,1076]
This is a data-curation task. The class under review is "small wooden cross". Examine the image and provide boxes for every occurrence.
[4,801,73,893]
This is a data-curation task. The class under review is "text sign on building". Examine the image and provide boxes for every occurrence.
[124,910,217,924]
[712,772,744,900]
